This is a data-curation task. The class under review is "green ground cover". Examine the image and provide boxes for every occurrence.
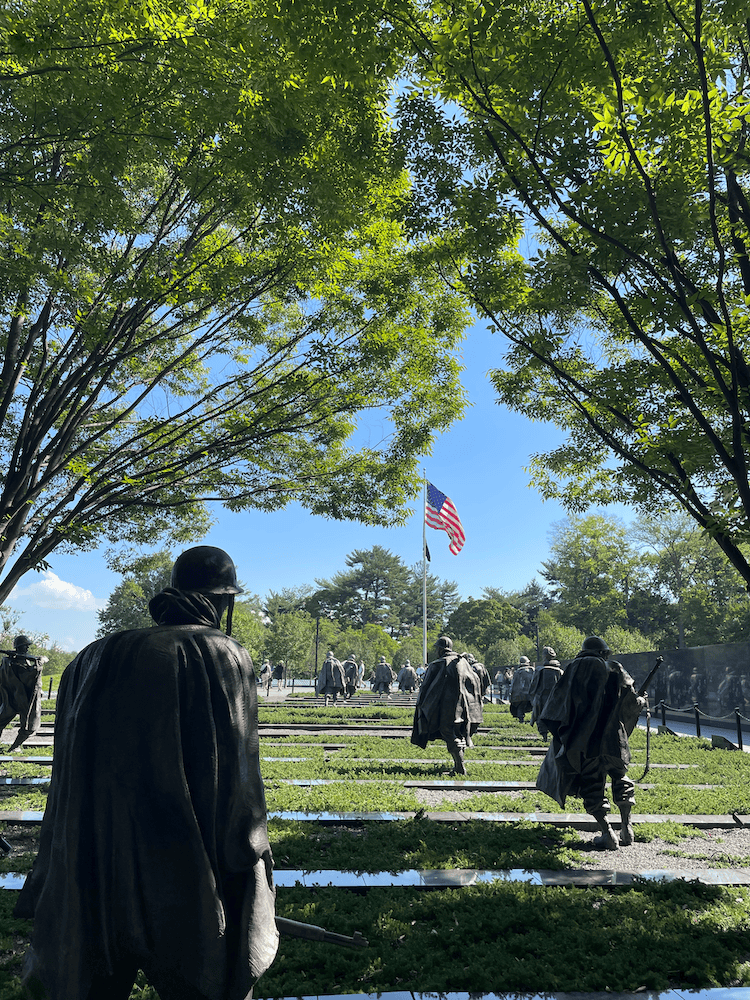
[259,880,750,996]
[266,780,422,813]
[269,815,586,871]
[0,702,747,997]
[2,878,747,999]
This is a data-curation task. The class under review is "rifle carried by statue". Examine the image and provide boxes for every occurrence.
[275,916,368,948]
[637,655,664,780]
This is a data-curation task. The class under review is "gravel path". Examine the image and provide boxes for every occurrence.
[413,787,750,871]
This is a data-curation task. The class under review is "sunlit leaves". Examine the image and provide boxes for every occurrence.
[0,0,470,600]
[394,0,750,584]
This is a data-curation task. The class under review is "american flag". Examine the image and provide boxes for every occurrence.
[425,482,465,555]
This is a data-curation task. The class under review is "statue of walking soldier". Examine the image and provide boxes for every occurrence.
[535,636,648,850]
[410,636,483,775]
[0,634,46,750]
[15,546,278,999]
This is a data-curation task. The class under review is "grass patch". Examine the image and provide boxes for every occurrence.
[257,880,750,996]
[269,816,586,871]
[636,820,707,844]
[265,781,421,814]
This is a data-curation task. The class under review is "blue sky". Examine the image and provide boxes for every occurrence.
[7,316,600,652]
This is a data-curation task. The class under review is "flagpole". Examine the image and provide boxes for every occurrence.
[422,471,428,667]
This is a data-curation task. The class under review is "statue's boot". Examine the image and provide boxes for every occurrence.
[619,805,635,846]
[9,733,27,752]
[591,811,618,850]
[450,744,467,775]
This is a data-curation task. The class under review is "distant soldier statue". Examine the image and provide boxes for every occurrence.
[411,636,481,775]
[536,636,645,850]
[317,650,345,706]
[464,653,491,702]
[0,635,46,750]
[15,545,278,1000]
[372,655,394,699]
[509,655,535,723]
[397,659,418,698]
[343,654,358,700]
[529,646,563,738]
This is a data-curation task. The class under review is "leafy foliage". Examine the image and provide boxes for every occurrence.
[394,0,750,586]
[446,596,523,650]
[0,0,469,601]
[95,550,173,636]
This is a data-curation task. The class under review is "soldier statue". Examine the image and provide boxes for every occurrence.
[372,655,395,699]
[529,646,563,737]
[0,635,46,750]
[509,655,535,723]
[342,654,358,700]
[536,635,645,850]
[317,650,345,706]
[397,659,418,698]
[411,636,482,775]
[15,546,278,999]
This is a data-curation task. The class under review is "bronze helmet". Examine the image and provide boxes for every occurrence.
[171,546,244,595]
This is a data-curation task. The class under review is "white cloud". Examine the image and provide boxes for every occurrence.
[10,571,106,612]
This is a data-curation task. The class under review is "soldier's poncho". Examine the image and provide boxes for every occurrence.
[15,588,278,1000]
[0,651,43,739]
[372,661,394,693]
[471,661,491,701]
[317,656,345,695]
[529,663,563,728]
[509,663,534,719]
[411,652,481,748]
[397,665,418,692]
[536,654,641,808]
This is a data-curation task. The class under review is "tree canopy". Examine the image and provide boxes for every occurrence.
[311,544,459,635]
[392,0,750,586]
[96,549,173,636]
[0,0,469,601]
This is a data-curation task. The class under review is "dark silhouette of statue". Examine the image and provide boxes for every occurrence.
[410,636,482,774]
[509,655,535,723]
[15,546,278,1000]
[343,654,358,699]
[0,635,45,750]
[317,650,345,706]
[372,655,394,698]
[529,646,563,737]
[536,636,644,850]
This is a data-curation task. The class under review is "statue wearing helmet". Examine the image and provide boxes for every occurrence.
[529,647,563,738]
[397,659,418,698]
[536,636,646,851]
[372,654,394,699]
[509,654,535,723]
[15,546,278,999]
[0,634,46,750]
[317,650,345,707]
[410,636,483,774]
[342,654,358,700]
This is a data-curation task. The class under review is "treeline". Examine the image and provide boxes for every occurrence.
[92,509,750,677]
